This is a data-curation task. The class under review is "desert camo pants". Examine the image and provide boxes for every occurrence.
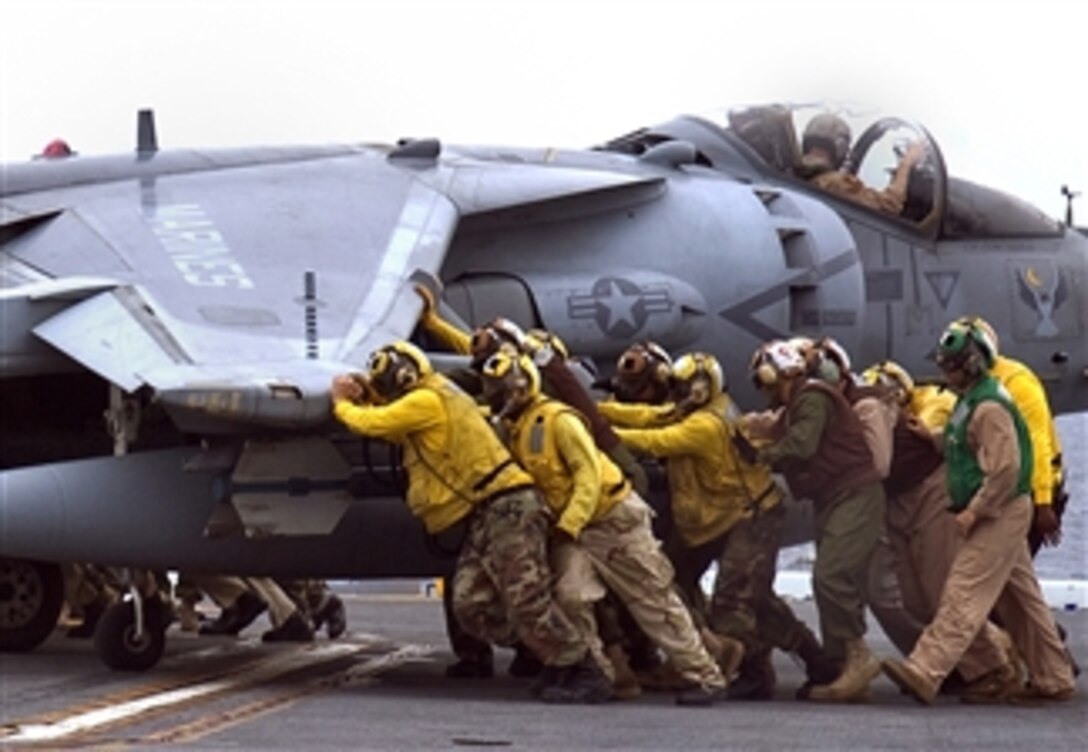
[665,502,815,656]
[452,487,587,667]
[552,494,724,688]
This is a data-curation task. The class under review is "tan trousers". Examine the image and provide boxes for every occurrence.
[887,467,1007,681]
[552,494,725,689]
[906,496,1075,694]
[187,575,295,627]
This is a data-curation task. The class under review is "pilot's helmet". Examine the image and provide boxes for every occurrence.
[955,316,1000,356]
[802,114,852,170]
[479,349,541,418]
[861,360,915,404]
[750,340,807,390]
[367,341,432,401]
[525,328,570,361]
[614,340,673,404]
[936,320,996,376]
[670,352,724,408]
[470,317,526,370]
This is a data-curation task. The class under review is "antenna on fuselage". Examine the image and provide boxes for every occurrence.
[137,109,158,156]
[1061,184,1079,226]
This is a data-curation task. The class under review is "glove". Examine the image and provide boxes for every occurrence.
[413,283,437,316]
[1032,504,1062,547]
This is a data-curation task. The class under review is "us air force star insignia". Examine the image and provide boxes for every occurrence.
[567,276,673,339]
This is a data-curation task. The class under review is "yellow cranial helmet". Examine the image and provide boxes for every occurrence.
[479,349,541,417]
[367,341,432,400]
[670,351,724,407]
[525,327,570,361]
[861,360,915,403]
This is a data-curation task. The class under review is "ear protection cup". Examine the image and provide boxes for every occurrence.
[755,362,778,388]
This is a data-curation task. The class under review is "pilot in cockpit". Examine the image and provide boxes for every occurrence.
[798,113,924,216]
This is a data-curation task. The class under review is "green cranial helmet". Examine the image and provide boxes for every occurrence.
[936,320,995,375]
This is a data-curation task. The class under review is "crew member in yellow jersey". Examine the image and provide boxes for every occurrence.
[480,350,727,706]
[331,341,610,704]
[602,351,839,700]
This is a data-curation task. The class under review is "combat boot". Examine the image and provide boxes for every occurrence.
[261,611,314,643]
[794,628,840,685]
[312,594,347,640]
[727,647,776,701]
[700,628,745,681]
[445,658,494,679]
[882,658,936,705]
[806,638,880,703]
[508,643,544,678]
[199,591,267,637]
[540,653,613,704]
[960,661,1020,705]
[606,643,642,700]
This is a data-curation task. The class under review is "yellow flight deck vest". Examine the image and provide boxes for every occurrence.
[509,397,629,531]
[909,384,956,433]
[990,355,1063,505]
[660,394,782,547]
[403,374,533,534]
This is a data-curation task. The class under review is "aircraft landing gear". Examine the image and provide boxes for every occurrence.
[94,585,170,671]
[0,557,64,652]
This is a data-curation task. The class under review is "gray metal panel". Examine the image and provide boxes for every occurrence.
[33,288,181,391]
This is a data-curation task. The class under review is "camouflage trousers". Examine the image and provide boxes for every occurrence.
[552,494,724,689]
[452,487,587,667]
[665,502,814,656]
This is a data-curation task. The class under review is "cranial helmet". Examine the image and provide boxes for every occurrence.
[802,113,852,170]
[861,360,915,404]
[936,320,996,376]
[750,340,807,389]
[525,327,570,361]
[670,352,724,408]
[470,317,526,369]
[367,341,432,400]
[810,337,852,384]
[614,340,673,403]
[479,349,541,418]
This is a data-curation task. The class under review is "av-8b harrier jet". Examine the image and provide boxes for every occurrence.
[2,104,1084,670]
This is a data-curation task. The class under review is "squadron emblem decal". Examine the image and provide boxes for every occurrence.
[1016,265,1069,337]
[567,277,673,338]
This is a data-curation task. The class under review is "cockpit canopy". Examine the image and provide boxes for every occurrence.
[600,102,1061,240]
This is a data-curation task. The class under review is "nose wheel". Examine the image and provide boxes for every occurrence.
[94,595,170,671]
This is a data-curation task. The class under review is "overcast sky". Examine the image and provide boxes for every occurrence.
[2,0,1086,218]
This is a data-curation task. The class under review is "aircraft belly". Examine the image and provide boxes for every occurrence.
[0,449,448,578]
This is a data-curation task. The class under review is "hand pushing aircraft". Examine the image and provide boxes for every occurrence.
[2,104,1085,669]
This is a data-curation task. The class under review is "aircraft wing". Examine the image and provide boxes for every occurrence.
[1,146,457,432]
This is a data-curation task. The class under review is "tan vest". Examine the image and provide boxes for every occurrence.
[403,374,533,533]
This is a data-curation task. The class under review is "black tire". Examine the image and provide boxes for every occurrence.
[94,599,167,671]
[0,558,64,652]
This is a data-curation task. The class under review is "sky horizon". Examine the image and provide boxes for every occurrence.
[2,0,1086,220]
